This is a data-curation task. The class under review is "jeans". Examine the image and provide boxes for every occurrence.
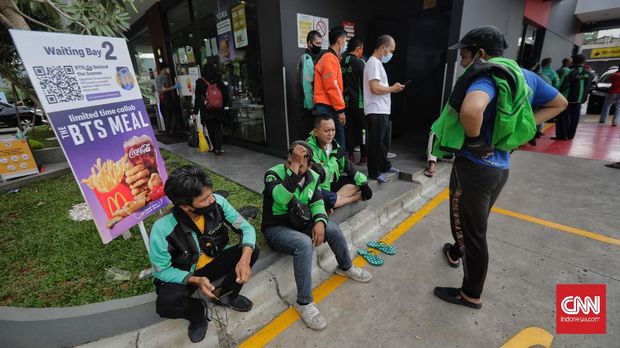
[315,104,345,149]
[599,93,620,124]
[263,222,352,304]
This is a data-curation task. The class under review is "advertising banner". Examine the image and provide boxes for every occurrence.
[0,138,39,180]
[10,29,170,244]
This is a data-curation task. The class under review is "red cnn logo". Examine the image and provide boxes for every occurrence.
[556,284,606,334]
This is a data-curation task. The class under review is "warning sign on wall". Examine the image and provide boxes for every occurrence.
[297,13,329,49]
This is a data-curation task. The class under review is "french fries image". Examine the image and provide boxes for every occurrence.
[81,156,128,193]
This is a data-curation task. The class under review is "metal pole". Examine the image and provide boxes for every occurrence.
[282,66,290,146]
[138,221,150,254]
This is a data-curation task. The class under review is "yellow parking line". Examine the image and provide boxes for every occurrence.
[500,326,554,348]
[239,189,448,348]
[492,207,620,246]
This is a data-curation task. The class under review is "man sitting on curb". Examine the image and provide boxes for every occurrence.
[149,165,259,343]
[262,141,372,331]
[307,114,373,211]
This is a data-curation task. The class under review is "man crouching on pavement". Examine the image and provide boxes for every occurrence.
[307,114,373,211]
[262,141,372,330]
[149,165,259,343]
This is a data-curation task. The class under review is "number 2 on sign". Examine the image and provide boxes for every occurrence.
[101,41,117,60]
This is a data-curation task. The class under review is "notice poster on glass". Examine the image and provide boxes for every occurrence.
[231,3,248,48]
[297,13,329,49]
[217,11,235,63]
[178,47,188,64]
[210,37,219,56]
[9,30,170,244]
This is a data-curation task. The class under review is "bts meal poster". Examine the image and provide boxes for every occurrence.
[10,30,170,244]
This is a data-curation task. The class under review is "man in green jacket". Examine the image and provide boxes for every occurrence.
[307,114,372,211]
[262,141,372,331]
[296,30,323,139]
[149,165,259,343]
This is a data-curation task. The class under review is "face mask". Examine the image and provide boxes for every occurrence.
[310,44,321,55]
[381,52,393,64]
[192,203,217,216]
[463,51,480,71]
[340,43,347,55]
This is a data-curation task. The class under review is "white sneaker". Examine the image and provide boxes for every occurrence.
[294,302,327,330]
[387,152,397,159]
[335,265,372,283]
[353,146,360,152]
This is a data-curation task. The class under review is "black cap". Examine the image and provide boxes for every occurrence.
[449,25,508,52]
[288,140,314,163]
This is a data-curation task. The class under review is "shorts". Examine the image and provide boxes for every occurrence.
[321,176,357,210]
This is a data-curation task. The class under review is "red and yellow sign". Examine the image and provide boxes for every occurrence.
[0,138,39,180]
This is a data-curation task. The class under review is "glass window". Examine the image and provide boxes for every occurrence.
[128,26,160,129]
[193,0,266,144]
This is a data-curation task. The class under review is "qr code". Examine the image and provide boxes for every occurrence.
[33,65,83,104]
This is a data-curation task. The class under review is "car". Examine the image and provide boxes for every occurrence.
[0,101,45,131]
[587,65,619,115]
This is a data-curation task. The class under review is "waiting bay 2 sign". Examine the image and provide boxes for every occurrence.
[10,30,170,244]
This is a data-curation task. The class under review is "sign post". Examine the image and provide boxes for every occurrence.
[10,29,170,245]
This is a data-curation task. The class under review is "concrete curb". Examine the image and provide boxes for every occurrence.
[77,163,451,348]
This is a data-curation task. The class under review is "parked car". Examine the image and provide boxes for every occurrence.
[587,66,619,115]
[0,102,45,131]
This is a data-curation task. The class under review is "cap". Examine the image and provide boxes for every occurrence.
[449,25,508,52]
[288,140,314,163]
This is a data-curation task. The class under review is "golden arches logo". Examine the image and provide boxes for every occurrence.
[108,192,129,213]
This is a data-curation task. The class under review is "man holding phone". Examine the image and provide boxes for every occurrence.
[363,34,405,183]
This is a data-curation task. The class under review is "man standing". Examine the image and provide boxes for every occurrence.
[296,30,323,139]
[262,141,372,331]
[307,114,372,211]
[156,64,182,136]
[432,26,567,309]
[556,57,572,82]
[314,26,348,148]
[540,58,560,89]
[553,54,592,140]
[363,35,405,183]
[599,67,620,126]
[150,166,259,343]
[342,36,367,164]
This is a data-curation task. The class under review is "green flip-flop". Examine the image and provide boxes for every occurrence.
[367,241,397,255]
[357,249,384,266]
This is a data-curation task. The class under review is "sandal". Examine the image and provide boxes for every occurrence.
[604,162,620,169]
[367,241,397,255]
[357,249,384,266]
[423,162,436,178]
[433,287,482,309]
[443,243,460,268]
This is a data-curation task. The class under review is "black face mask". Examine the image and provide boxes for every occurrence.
[310,44,321,55]
[192,203,217,217]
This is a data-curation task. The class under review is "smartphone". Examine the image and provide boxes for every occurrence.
[403,80,412,86]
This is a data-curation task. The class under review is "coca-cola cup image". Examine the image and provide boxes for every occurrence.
[123,135,165,204]
[124,135,157,173]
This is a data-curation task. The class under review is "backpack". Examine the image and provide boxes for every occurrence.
[201,77,224,111]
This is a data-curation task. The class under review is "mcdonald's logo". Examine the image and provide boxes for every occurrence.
[108,192,129,214]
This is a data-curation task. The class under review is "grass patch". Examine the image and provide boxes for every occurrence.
[0,149,264,307]
[26,125,60,149]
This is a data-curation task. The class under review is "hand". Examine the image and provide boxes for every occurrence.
[338,112,346,126]
[291,145,308,165]
[391,83,405,93]
[464,135,494,159]
[189,276,217,299]
[173,83,182,89]
[312,221,325,246]
[360,183,373,200]
[235,259,252,284]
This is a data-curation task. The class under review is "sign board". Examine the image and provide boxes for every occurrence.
[342,21,355,41]
[297,13,329,49]
[0,138,38,180]
[217,11,236,63]
[10,29,170,244]
[590,46,620,59]
[231,3,248,48]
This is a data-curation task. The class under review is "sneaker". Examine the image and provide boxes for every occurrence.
[371,174,389,183]
[335,265,372,282]
[214,292,253,312]
[387,152,397,159]
[385,167,399,174]
[187,302,210,343]
[294,302,327,330]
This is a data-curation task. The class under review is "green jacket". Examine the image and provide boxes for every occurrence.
[296,52,316,110]
[431,57,535,158]
[306,132,367,190]
[149,194,256,285]
[541,66,560,89]
[261,164,328,230]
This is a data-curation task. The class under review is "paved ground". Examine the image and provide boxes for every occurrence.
[242,150,619,347]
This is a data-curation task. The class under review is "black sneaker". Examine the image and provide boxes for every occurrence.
[188,301,210,343]
[214,293,253,312]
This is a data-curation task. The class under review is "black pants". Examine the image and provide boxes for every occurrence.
[155,246,259,323]
[447,157,509,299]
[203,114,224,152]
[555,103,581,139]
[300,109,315,140]
[345,108,367,157]
[366,113,391,178]
[161,96,182,135]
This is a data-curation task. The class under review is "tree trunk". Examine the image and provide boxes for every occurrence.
[0,0,30,30]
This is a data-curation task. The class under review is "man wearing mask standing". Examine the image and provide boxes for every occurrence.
[314,26,348,149]
[342,36,367,164]
[296,30,323,139]
[363,35,405,183]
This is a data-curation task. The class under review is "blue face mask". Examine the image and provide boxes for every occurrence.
[381,52,393,64]
[340,43,347,55]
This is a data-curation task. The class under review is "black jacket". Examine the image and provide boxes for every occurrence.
[192,77,230,120]
[341,53,365,110]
